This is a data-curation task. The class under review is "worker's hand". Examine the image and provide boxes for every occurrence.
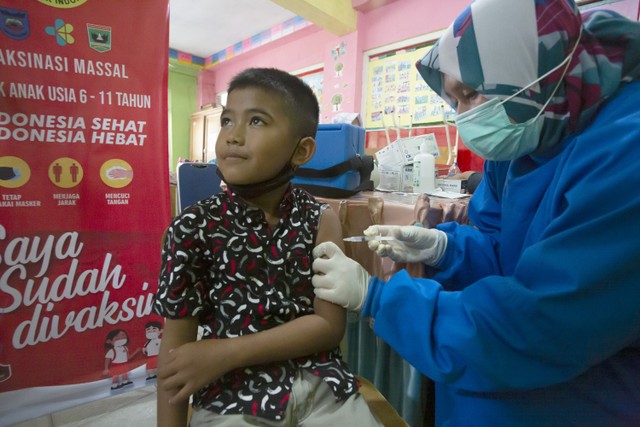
[312,242,371,311]
[157,339,238,404]
[364,224,447,265]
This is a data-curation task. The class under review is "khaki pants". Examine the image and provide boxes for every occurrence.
[190,370,383,426]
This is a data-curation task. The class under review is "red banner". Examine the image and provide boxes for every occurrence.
[0,0,170,423]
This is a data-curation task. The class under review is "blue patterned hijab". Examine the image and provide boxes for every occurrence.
[417,0,640,150]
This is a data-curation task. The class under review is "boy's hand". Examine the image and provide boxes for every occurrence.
[158,339,238,404]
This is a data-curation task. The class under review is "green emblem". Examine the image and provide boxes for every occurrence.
[87,23,111,53]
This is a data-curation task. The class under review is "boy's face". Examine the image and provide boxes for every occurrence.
[216,87,298,186]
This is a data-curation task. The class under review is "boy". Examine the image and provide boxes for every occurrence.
[154,68,382,426]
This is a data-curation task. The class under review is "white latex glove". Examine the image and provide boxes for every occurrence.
[312,242,371,311]
[364,224,447,265]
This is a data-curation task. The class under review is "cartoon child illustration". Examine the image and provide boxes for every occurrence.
[102,329,139,390]
[142,321,162,380]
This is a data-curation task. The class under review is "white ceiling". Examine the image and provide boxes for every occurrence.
[169,0,298,58]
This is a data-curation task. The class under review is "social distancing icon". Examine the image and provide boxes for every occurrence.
[48,157,83,188]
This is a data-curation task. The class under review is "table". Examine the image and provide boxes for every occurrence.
[318,191,470,427]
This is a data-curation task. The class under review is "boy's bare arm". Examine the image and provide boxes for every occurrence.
[157,317,199,427]
[159,207,347,404]
[311,205,347,343]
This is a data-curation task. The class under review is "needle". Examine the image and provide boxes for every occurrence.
[343,236,396,242]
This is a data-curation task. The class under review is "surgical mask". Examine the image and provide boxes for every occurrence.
[455,97,544,160]
[146,332,159,339]
[114,339,127,347]
[455,28,581,161]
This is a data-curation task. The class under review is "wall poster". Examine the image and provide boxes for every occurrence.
[0,0,170,424]
[364,44,455,130]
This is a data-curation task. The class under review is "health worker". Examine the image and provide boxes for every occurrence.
[311,0,640,425]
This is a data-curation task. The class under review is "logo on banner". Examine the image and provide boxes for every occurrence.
[37,0,89,8]
[0,364,12,383]
[45,18,75,46]
[0,7,30,40]
[87,23,111,52]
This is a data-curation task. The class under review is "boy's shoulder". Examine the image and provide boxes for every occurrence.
[172,191,229,224]
[289,186,333,216]
[290,185,323,206]
[174,187,328,223]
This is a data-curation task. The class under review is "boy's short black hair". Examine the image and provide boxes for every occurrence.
[227,67,319,139]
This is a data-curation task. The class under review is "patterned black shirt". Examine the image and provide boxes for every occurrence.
[154,186,358,420]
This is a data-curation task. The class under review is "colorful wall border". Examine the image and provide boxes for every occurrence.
[169,16,311,68]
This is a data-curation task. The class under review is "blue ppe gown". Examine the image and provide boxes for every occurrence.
[363,82,640,426]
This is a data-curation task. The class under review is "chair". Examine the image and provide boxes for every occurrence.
[357,375,409,426]
[175,162,222,213]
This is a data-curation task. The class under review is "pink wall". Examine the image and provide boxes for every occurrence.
[360,0,469,50]
[206,25,332,104]
[202,0,640,120]
[197,69,216,109]
[205,0,471,121]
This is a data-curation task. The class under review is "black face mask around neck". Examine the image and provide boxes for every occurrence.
[216,163,296,199]
[216,138,302,199]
